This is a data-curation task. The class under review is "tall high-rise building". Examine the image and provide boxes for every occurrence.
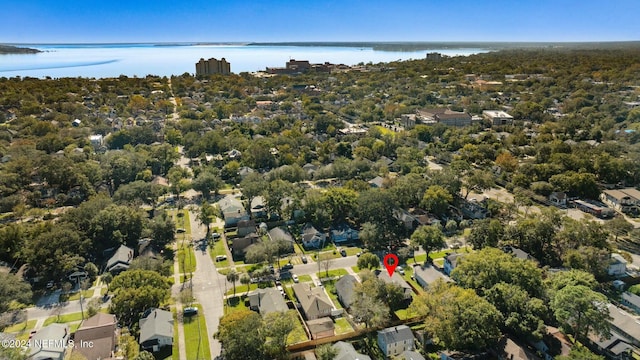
[195,57,231,75]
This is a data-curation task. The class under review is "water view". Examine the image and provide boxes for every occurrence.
[0,43,487,78]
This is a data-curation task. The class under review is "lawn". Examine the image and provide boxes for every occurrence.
[177,244,196,274]
[225,295,249,314]
[2,319,37,333]
[286,310,308,345]
[334,317,354,335]
[322,280,343,309]
[67,289,95,301]
[43,311,85,326]
[394,308,418,320]
[225,283,259,296]
[210,239,229,267]
[182,304,211,360]
[400,266,424,294]
[297,275,313,283]
[344,246,363,256]
[171,308,179,360]
[317,268,348,279]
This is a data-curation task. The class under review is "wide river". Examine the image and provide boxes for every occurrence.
[0,44,487,78]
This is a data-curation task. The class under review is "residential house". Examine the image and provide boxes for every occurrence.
[394,209,419,231]
[376,270,413,303]
[607,304,640,347]
[549,192,567,207]
[459,199,489,220]
[482,110,514,126]
[238,166,255,179]
[301,223,326,250]
[237,219,257,237]
[443,253,465,276]
[332,341,372,360]
[139,309,173,352]
[502,246,537,262]
[29,324,70,360]
[601,189,640,215]
[292,283,333,320]
[401,114,417,129]
[621,292,640,314]
[307,317,335,339]
[251,196,267,219]
[368,176,385,188]
[267,227,295,254]
[106,245,134,274]
[496,337,539,360]
[378,325,415,358]
[330,223,359,245]
[73,313,117,360]
[589,332,634,360]
[413,264,450,289]
[231,233,260,258]
[335,274,359,309]
[228,149,242,159]
[302,163,318,176]
[609,254,628,277]
[248,288,288,315]
[400,351,426,360]
[138,238,160,259]
[218,195,249,227]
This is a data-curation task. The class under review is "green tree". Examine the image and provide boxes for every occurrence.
[240,273,251,296]
[315,344,338,360]
[350,291,390,328]
[357,252,380,270]
[215,310,265,360]
[108,270,171,326]
[389,173,430,208]
[0,273,32,313]
[133,351,155,360]
[551,285,611,340]
[410,225,445,263]
[485,282,547,340]
[410,281,503,351]
[468,219,503,249]
[420,185,453,217]
[240,172,267,216]
[227,270,240,298]
[556,344,605,360]
[198,201,216,235]
[191,170,223,200]
[263,311,296,360]
[463,169,494,199]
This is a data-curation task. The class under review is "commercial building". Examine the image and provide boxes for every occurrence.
[195,57,231,75]
[417,108,472,127]
[482,110,514,126]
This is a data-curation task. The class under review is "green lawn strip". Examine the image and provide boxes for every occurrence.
[43,311,84,326]
[394,308,416,321]
[67,289,95,302]
[225,283,259,296]
[225,295,249,314]
[69,322,82,334]
[286,310,308,345]
[2,319,37,333]
[344,247,363,256]
[177,245,196,274]
[316,250,342,260]
[351,266,361,274]
[297,275,313,283]
[401,266,425,294]
[316,268,348,279]
[334,317,354,335]
[210,239,229,267]
[171,308,179,360]
[100,287,108,296]
[322,280,343,309]
[182,304,211,360]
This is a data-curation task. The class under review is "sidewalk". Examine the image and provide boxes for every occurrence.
[173,238,188,360]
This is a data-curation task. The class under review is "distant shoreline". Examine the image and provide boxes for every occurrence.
[0,44,41,54]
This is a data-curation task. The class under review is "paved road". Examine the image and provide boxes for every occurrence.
[189,210,225,359]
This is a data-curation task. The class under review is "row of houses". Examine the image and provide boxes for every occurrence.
[400,108,514,129]
[601,188,640,216]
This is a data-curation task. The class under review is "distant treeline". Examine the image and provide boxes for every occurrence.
[248,41,640,52]
[0,44,40,54]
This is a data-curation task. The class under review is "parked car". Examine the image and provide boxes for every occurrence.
[340,249,347,257]
[176,228,186,233]
[282,263,293,270]
[212,232,221,240]
[277,285,284,296]
[396,266,405,275]
[183,307,198,316]
[215,255,227,262]
[292,274,299,283]
[301,256,308,264]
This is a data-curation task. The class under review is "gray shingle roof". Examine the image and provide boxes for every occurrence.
[335,275,359,308]
[106,245,134,272]
[333,341,372,360]
[139,309,173,344]
[378,325,414,344]
[248,288,288,315]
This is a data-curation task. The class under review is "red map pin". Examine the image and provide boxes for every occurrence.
[383,253,399,277]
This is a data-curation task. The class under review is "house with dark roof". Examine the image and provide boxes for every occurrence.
[589,332,634,360]
[237,219,256,237]
[73,313,117,360]
[231,233,260,259]
[378,325,415,358]
[139,309,173,352]
[607,304,640,347]
[335,274,359,309]
[333,341,372,360]
[292,283,333,320]
[376,270,413,302]
[218,195,249,227]
[412,264,450,289]
[106,245,134,274]
[331,223,359,244]
[29,323,70,360]
[301,223,326,250]
[138,238,160,259]
[307,317,335,339]
[248,288,288,315]
[502,246,537,262]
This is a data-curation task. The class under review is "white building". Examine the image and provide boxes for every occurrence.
[483,110,514,126]
[378,325,414,358]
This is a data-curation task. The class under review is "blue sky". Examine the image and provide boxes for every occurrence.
[3,0,639,43]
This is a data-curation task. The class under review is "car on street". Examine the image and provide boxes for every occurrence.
[340,248,347,257]
[292,274,299,283]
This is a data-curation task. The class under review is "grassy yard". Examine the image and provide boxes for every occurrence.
[43,311,84,326]
[334,317,354,335]
[67,288,95,301]
[394,307,418,320]
[225,283,259,296]
[286,310,308,345]
[400,266,424,294]
[177,244,196,274]
[322,280,343,309]
[225,295,249,314]
[317,268,348,279]
[182,304,211,360]
[2,319,37,333]
[344,247,363,256]
[297,274,313,283]
[171,308,179,360]
[210,239,229,267]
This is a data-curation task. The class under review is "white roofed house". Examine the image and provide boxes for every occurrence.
[482,110,514,126]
